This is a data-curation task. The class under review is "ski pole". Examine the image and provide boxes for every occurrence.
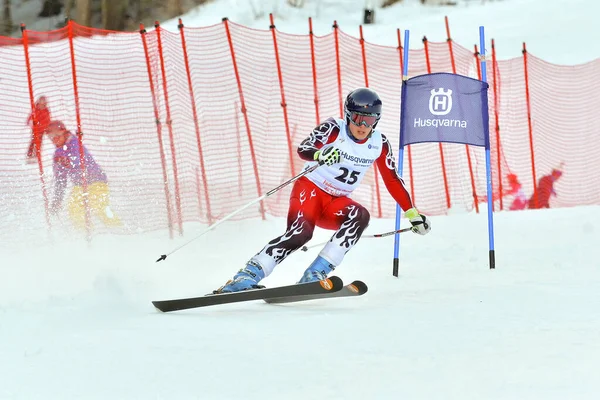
[156,163,321,262]
[300,226,413,252]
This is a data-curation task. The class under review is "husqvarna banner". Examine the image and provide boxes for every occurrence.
[400,72,490,149]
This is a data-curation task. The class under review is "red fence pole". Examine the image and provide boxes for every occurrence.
[423,36,451,211]
[20,24,51,230]
[359,25,370,89]
[491,39,503,210]
[308,17,320,125]
[359,25,382,218]
[155,21,183,235]
[269,14,295,176]
[473,44,484,206]
[195,167,204,221]
[234,101,243,198]
[444,17,454,71]
[396,29,415,202]
[178,18,213,225]
[223,18,265,219]
[67,21,92,240]
[396,28,404,73]
[445,17,479,213]
[474,45,481,80]
[140,24,174,239]
[522,42,538,207]
[333,20,343,118]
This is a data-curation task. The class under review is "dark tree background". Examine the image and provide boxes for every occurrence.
[1,0,208,35]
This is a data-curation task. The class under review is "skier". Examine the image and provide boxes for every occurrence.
[25,96,52,164]
[528,166,563,209]
[214,88,430,293]
[47,120,121,229]
[506,173,527,211]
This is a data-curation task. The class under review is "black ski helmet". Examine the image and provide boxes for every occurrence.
[344,88,382,128]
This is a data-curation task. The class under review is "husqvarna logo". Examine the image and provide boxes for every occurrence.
[429,88,453,116]
[414,87,466,129]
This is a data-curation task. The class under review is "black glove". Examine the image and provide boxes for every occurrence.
[314,146,341,166]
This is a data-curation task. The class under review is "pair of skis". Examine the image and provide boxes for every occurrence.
[152,276,367,313]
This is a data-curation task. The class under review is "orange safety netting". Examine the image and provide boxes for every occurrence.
[0,20,598,239]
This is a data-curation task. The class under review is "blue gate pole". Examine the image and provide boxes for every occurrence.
[479,26,496,269]
[392,29,411,277]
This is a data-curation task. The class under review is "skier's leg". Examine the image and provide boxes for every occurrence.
[215,178,325,293]
[299,198,370,283]
[26,129,43,164]
[88,182,122,227]
[67,186,87,230]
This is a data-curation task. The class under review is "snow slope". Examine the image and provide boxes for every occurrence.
[1,206,599,399]
[1,1,599,399]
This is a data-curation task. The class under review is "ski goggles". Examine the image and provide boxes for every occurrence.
[348,111,378,128]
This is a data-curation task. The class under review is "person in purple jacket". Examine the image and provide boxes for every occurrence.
[47,121,121,229]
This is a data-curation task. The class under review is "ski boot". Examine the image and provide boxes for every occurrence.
[213,261,266,294]
[298,256,335,283]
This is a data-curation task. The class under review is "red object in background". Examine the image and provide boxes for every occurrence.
[26,96,51,162]
[528,169,563,209]
[506,174,527,211]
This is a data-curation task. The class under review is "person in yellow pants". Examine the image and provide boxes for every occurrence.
[47,121,121,230]
[67,182,121,230]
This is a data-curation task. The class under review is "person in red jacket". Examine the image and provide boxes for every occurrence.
[528,167,563,209]
[26,96,52,164]
[506,173,527,211]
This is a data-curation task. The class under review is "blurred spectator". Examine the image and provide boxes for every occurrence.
[528,165,564,209]
[26,96,52,164]
[47,121,121,230]
[506,173,527,210]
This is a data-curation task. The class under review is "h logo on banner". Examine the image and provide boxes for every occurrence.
[429,88,453,116]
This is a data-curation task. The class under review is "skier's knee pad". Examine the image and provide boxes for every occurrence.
[354,206,370,232]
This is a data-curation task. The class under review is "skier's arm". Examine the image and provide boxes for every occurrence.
[375,135,414,211]
[375,135,430,235]
[297,118,340,162]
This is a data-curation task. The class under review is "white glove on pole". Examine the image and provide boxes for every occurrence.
[405,208,431,235]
